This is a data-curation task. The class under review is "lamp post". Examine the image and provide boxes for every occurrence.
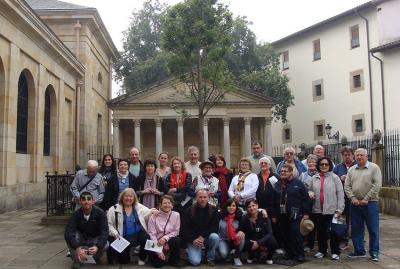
[325,123,340,141]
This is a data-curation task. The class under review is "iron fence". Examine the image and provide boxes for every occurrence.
[384,130,400,186]
[46,171,75,216]
[87,144,113,163]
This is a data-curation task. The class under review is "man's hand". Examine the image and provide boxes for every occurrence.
[360,199,369,206]
[168,188,177,194]
[87,246,98,255]
[209,192,215,197]
[351,197,360,206]
[76,247,88,262]
[340,175,347,182]
[272,218,277,224]
[251,240,259,250]
[193,236,204,248]
[303,215,309,220]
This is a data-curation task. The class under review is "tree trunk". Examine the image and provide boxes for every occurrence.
[198,113,205,161]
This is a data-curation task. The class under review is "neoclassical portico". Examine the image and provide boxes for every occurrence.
[109,79,275,168]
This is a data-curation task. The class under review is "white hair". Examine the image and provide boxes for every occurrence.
[283,147,295,154]
[87,160,99,168]
[355,148,368,155]
[259,157,271,165]
[187,146,199,154]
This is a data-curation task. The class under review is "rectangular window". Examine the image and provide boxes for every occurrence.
[352,114,365,135]
[284,129,291,141]
[353,74,361,88]
[282,50,289,70]
[350,69,364,92]
[315,84,322,96]
[355,119,363,132]
[316,124,324,137]
[350,25,360,48]
[313,39,321,60]
[282,125,292,143]
[97,114,103,146]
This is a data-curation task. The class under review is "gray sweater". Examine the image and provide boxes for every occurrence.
[310,172,345,215]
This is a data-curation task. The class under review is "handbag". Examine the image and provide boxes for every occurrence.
[330,214,347,238]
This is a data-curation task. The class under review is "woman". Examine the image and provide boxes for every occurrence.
[99,154,117,210]
[107,188,158,265]
[256,157,275,214]
[103,159,139,210]
[164,156,192,212]
[156,152,171,180]
[276,147,307,178]
[228,158,259,206]
[213,154,234,206]
[218,199,245,266]
[190,160,220,207]
[137,159,164,209]
[240,198,278,265]
[309,157,344,260]
[148,195,182,268]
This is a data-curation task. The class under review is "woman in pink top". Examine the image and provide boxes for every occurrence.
[147,195,182,268]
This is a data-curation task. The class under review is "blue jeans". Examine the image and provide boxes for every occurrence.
[187,233,220,266]
[350,201,380,257]
[218,238,245,259]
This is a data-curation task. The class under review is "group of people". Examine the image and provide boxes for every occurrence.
[65,142,382,269]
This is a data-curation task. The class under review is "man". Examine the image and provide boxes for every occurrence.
[185,146,202,179]
[71,160,105,206]
[247,141,276,174]
[272,164,310,263]
[184,189,220,266]
[345,148,382,262]
[128,147,145,179]
[65,191,109,269]
[301,144,325,168]
[333,146,357,249]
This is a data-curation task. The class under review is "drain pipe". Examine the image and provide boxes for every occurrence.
[356,10,374,133]
[370,52,386,134]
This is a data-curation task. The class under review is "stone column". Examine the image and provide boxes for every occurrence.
[203,118,209,160]
[264,117,273,156]
[177,118,185,159]
[155,118,163,159]
[223,118,231,168]
[244,117,252,156]
[133,119,141,151]
[112,119,120,158]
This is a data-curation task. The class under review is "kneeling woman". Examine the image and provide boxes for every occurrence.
[218,199,245,266]
[107,188,158,265]
[240,198,278,265]
[148,195,182,268]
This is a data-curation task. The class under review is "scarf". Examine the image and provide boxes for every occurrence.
[142,174,158,208]
[236,172,251,192]
[215,167,229,204]
[319,172,325,210]
[117,171,129,181]
[225,213,240,246]
[170,171,187,189]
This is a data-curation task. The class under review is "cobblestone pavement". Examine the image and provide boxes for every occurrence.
[0,207,399,269]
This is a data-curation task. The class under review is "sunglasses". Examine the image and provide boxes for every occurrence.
[319,163,330,166]
[285,152,294,155]
[80,195,93,201]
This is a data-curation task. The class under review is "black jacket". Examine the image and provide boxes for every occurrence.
[183,203,219,243]
[256,170,275,212]
[271,177,310,218]
[102,173,141,210]
[240,211,274,245]
[64,206,108,249]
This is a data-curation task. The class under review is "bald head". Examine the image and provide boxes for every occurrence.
[313,145,325,158]
[87,160,98,176]
[129,147,140,164]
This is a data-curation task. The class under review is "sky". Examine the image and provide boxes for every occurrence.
[64,0,370,94]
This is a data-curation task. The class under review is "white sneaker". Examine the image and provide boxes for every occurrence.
[266,260,273,265]
[246,259,253,264]
[314,252,325,259]
[275,248,285,255]
[138,259,145,266]
[233,258,242,266]
[331,254,340,260]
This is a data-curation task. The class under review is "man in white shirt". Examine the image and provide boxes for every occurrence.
[185,146,202,179]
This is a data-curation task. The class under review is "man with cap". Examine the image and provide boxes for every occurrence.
[190,160,220,207]
[65,191,109,269]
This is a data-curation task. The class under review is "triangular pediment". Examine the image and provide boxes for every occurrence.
[109,79,274,107]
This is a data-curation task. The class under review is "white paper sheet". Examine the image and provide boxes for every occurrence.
[110,237,130,253]
[145,239,163,253]
[269,176,278,186]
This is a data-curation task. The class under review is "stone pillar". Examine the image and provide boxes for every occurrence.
[203,118,209,160]
[112,119,120,158]
[264,117,273,156]
[223,118,231,168]
[177,118,184,159]
[133,119,141,151]
[155,118,163,159]
[244,117,252,156]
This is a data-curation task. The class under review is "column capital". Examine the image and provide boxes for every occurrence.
[176,117,184,126]
[265,117,273,125]
[223,117,230,126]
[243,117,252,125]
[155,118,163,127]
[133,119,141,127]
[112,118,119,127]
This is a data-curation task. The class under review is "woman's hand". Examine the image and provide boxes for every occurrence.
[251,240,259,250]
[150,208,159,215]
[168,188,177,194]
[260,209,268,218]
[158,238,167,246]
[236,231,245,240]
[209,192,215,197]
[272,218,277,224]
[157,252,166,260]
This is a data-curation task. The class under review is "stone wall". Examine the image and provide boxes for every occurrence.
[379,187,400,217]
[0,182,46,213]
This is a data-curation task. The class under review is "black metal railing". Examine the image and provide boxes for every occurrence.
[383,130,400,186]
[46,171,75,216]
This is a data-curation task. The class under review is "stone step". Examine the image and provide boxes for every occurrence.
[41,215,70,225]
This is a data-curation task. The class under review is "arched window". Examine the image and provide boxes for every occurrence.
[97,72,102,84]
[16,73,28,153]
[43,86,51,156]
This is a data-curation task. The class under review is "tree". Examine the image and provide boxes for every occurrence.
[162,0,234,158]
[113,0,169,93]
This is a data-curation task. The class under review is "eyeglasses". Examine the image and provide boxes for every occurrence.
[319,163,330,167]
[285,152,294,155]
[80,195,92,201]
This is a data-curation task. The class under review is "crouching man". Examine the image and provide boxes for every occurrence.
[65,191,109,269]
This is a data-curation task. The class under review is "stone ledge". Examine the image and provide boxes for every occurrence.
[380,186,400,217]
[41,215,70,225]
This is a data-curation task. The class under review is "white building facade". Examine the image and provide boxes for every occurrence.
[271,0,400,147]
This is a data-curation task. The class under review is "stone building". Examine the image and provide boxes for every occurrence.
[108,78,275,169]
[0,0,118,212]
